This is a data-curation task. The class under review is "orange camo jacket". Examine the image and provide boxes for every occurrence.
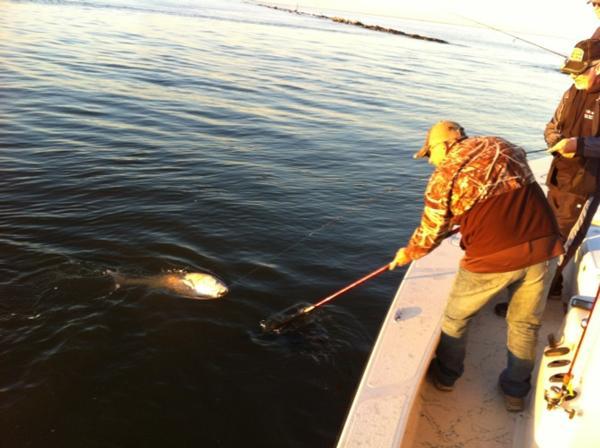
[405,136,535,260]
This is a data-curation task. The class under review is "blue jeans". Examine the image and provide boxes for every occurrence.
[430,257,558,397]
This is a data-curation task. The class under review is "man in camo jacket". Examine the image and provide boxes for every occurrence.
[389,120,563,411]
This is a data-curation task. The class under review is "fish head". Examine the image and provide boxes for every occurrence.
[182,273,229,299]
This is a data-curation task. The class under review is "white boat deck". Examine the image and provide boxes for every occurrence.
[337,156,564,448]
[408,294,563,448]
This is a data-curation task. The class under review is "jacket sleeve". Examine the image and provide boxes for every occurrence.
[544,89,569,148]
[405,167,454,260]
[579,137,600,157]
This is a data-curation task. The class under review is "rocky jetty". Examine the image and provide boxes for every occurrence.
[257,4,449,44]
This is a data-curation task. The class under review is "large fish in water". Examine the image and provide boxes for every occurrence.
[106,270,228,300]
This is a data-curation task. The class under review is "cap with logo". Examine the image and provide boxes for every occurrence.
[413,120,467,159]
[561,39,600,75]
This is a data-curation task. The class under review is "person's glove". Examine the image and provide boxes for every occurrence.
[389,247,411,270]
[548,137,577,158]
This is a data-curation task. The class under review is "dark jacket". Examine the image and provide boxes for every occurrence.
[544,86,600,196]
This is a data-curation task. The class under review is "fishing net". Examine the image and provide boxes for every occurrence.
[259,302,312,334]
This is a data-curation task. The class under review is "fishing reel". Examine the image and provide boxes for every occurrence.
[544,384,577,419]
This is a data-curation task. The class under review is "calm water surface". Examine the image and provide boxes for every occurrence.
[0,1,574,446]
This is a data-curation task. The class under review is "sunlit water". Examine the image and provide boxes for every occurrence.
[0,1,575,446]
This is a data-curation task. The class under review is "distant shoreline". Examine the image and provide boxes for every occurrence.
[255,3,450,44]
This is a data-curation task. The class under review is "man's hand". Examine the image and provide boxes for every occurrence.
[548,137,577,158]
[389,247,411,270]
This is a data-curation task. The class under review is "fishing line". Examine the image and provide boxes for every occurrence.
[454,13,567,58]
[230,183,406,288]
[232,143,548,288]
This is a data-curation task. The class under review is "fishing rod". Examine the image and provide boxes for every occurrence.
[455,14,567,58]
[545,282,600,417]
[529,147,550,154]
[563,283,599,394]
